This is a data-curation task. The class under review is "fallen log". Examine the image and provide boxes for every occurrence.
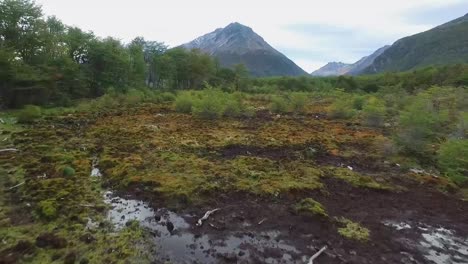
[0,148,18,153]
[196,208,220,227]
[308,245,328,264]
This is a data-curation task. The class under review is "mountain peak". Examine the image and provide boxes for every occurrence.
[225,22,249,30]
[182,23,307,77]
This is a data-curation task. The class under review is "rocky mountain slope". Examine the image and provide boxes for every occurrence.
[362,13,468,74]
[311,46,390,76]
[182,22,307,77]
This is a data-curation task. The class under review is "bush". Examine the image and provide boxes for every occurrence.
[192,91,224,119]
[353,95,366,110]
[289,93,308,113]
[224,98,243,117]
[396,93,449,154]
[62,166,76,177]
[362,97,386,127]
[328,98,356,119]
[160,92,176,102]
[438,139,468,184]
[16,105,42,123]
[122,89,145,106]
[270,96,289,114]
[175,93,195,114]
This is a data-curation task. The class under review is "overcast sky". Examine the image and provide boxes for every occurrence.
[35,0,468,72]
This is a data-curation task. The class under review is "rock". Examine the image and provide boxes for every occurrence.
[36,233,67,249]
[217,252,238,262]
[166,221,174,232]
[154,215,161,222]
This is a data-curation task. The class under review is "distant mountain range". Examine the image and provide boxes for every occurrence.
[311,46,390,76]
[310,62,352,77]
[182,22,307,77]
[313,13,468,76]
[183,13,468,78]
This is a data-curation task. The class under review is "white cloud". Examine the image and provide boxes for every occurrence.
[35,0,466,72]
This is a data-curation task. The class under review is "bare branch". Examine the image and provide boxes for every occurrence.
[196,208,220,227]
[0,148,18,153]
[7,181,25,191]
[308,246,328,264]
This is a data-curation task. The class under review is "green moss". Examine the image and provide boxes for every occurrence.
[337,217,370,242]
[38,200,58,220]
[294,198,328,217]
[326,167,390,189]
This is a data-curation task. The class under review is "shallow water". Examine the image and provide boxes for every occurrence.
[103,191,303,263]
[384,221,468,264]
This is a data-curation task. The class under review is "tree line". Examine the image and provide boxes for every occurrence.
[0,0,249,108]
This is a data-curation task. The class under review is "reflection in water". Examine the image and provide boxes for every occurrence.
[103,191,302,263]
[384,221,468,264]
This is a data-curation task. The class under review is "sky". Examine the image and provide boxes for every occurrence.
[35,0,468,72]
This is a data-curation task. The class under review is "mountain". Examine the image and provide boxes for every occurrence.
[310,62,352,76]
[346,45,390,75]
[182,22,307,77]
[310,46,390,76]
[363,13,468,74]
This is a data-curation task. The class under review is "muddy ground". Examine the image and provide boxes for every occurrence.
[1,105,468,263]
[121,173,468,264]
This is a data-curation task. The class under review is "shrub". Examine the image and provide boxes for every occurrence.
[270,96,289,114]
[438,139,468,184]
[175,93,195,114]
[294,198,327,217]
[62,166,76,177]
[16,105,42,123]
[160,92,176,102]
[352,95,366,110]
[192,94,224,119]
[289,93,308,113]
[122,89,145,106]
[396,93,449,154]
[224,98,243,117]
[328,98,356,119]
[362,97,386,127]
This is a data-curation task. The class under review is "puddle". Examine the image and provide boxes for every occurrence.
[103,191,302,263]
[384,221,468,264]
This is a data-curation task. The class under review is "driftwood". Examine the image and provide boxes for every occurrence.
[308,246,328,264]
[196,208,220,226]
[258,218,267,225]
[0,148,18,153]
[7,181,25,190]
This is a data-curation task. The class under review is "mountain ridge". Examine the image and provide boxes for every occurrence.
[362,13,468,74]
[310,45,390,76]
[182,22,307,77]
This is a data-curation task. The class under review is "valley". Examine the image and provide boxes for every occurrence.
[1,95,467,263]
